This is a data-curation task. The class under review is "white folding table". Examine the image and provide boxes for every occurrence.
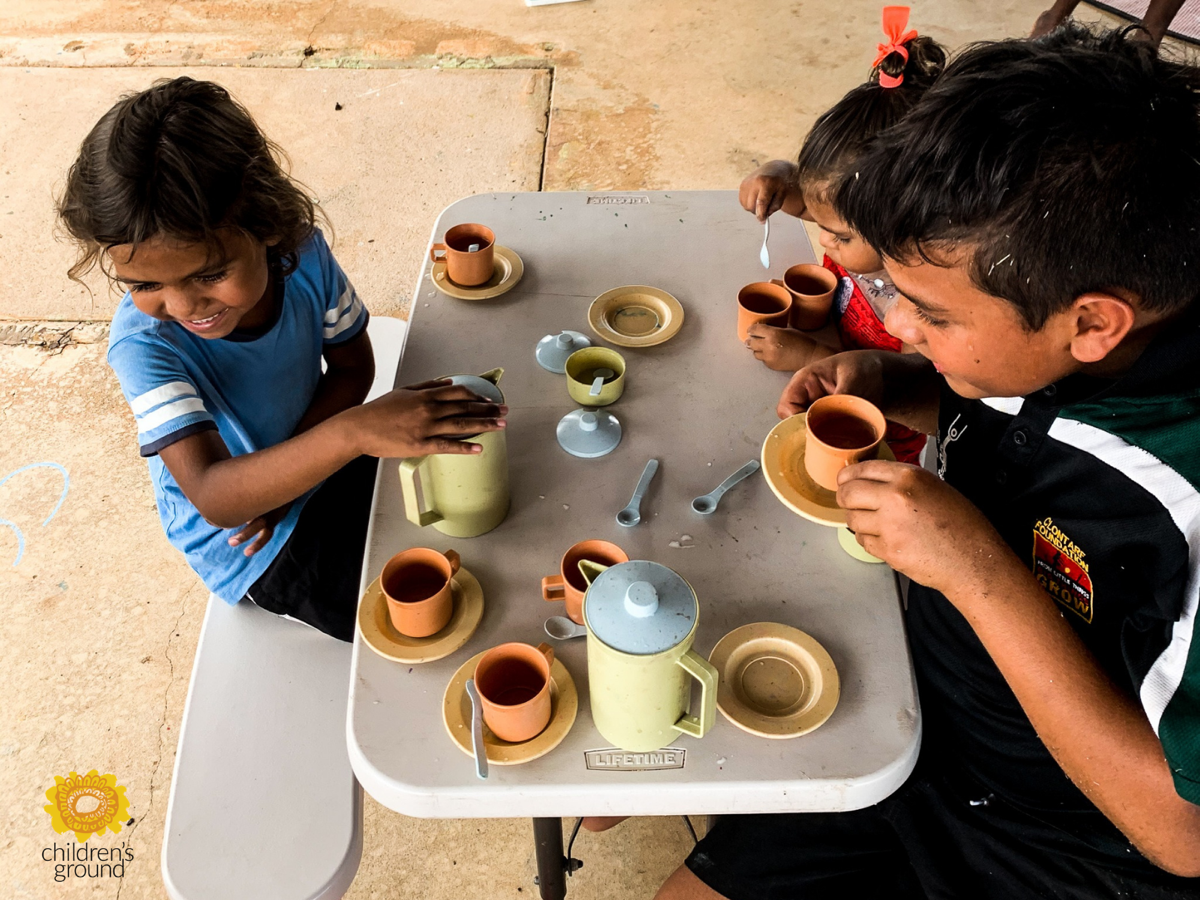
[346,190,921,899]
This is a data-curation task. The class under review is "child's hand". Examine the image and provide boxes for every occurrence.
[837,461,1008,597]
[346,380,507,459]
[229,503,292,557]
[746,324,836,372]
[739,160,803,222]
[777,351,886,418]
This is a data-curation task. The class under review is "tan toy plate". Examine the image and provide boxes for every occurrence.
[761,415,895,527]
[358,567,484,664]
[431,245,524,300]
[588,285,685,347]
[709,622,840,739]
[443,650,578,765]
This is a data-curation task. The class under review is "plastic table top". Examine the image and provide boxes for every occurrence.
[347,190,920,819]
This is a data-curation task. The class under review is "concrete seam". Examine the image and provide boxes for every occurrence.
[538,65,556,192]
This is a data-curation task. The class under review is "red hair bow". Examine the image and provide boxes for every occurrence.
[873,6,918,88]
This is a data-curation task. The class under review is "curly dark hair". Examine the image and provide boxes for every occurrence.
[58,76,321,282]
[797,35,947,200]
[836,24,1200,329]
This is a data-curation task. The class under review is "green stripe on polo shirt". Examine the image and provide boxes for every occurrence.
[1053,391,1200,806]
[1061,389,1200,493]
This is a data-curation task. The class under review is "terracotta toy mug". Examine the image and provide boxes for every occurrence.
[473,642,555,743]
[737,282,793,342]
[542,540,630,625]
[381,547,461,638]
[804,395,887,491]
[780,264,839,331]
[430,223,496,287]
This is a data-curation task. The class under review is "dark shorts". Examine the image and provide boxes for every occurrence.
[243,455,378,642]
[686,760,1200,900]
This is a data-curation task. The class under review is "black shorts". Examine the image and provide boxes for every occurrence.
[243,455,377,642]
[686,760,1200,900]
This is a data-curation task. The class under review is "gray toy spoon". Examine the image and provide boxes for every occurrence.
[544,616,588,640]
[465,679,488,780]
[691,460,761,515]
[617,458,660,526]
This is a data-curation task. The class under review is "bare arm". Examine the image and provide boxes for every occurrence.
[840,463,1200,876]
[159,381,506,529]
[292,329,375,435]
[1141,0,1187,45]
[739,160,807,222]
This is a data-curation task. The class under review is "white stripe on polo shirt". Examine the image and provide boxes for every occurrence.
[136,397,209,436]
[323,295,363,341]
[981,396,1025,415]
[323,284,357,325]
[1048,416,1200,733]
[130,381,197,416]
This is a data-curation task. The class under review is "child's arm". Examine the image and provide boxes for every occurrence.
[838,463,1200,876]
[158,381,505,530]
[739,160,807,222]
[776,349,941,433]
[745,323,838,372]
[292,328,376,435]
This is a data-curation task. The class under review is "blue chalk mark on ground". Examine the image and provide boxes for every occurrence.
[0,462,70,566]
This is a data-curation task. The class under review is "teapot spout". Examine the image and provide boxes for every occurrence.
[578,559,610,586]
[479,367,504,386]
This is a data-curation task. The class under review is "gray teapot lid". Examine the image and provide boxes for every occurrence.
[444,373,504,404]
[557,409,622,458]
[536,331,592,373]
[584,560,696,655]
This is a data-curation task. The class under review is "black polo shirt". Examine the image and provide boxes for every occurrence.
[908,307,1200,858]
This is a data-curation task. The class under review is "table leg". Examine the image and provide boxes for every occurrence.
[532,817,567,900]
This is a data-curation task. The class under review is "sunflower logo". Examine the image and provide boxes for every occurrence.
[44,771,130,843]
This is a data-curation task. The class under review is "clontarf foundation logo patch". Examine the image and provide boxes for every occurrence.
[1033,518,1093,623]
[44,770,130,842]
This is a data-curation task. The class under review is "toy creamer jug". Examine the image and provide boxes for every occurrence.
[580,559,718,752]
[398,368,510,538]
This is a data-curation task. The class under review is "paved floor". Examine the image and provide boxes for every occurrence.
[0,1,1143,898]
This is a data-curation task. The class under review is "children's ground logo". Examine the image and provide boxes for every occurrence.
[44,770,130,842]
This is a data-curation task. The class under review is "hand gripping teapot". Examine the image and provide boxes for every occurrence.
[580,559,718,752]
[398,368,510,538]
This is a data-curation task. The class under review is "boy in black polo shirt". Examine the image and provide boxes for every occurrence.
[658,24,1200,900]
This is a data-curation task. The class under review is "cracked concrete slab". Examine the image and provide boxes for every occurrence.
[0,66,549,321]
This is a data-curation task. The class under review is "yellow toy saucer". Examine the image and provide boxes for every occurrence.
[443,650,578,765]
[357,567,484,664]
[431,246,524,300]
[709,622,839,739]
[761,415,895,528]
[588,285,684,348]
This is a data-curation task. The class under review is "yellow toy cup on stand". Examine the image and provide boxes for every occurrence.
[565,347,626,407]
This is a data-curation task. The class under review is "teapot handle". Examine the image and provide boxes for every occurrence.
[672,649,718,739]
[398,458,444,528]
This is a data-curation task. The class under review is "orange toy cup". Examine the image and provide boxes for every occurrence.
[474,642,555,743]
[381,548,461,638]
[737,282,793,342]
[804,395,887,491]
[780,264,838,331]
[542,540,629,625]
[429,223,496,287]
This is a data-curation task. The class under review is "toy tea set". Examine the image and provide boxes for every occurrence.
[357,220,890,775]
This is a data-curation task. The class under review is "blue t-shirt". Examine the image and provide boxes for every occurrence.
[107,231,369,604]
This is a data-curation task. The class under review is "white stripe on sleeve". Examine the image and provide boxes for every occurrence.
[323,295,364,341]
[1048,416,1200,732]
[136,397,209,437]
[130,381,197,416]
[323,284,357,325]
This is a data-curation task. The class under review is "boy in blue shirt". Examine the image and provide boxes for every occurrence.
[58,77,505,640]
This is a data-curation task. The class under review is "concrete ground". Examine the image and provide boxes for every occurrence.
[0,1,1143,898]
